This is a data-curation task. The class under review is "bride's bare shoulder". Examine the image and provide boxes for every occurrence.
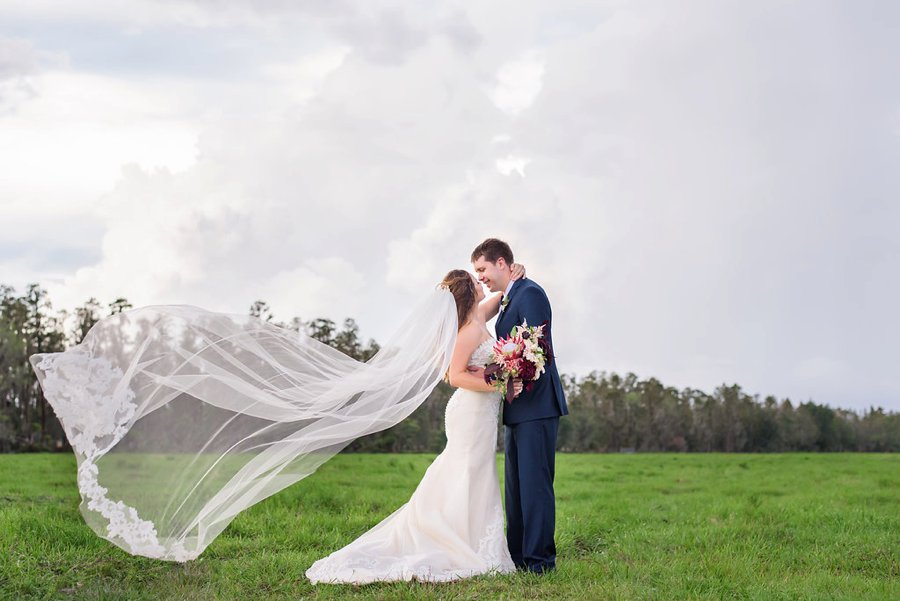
[455,321,482,347]
[461,322,496,352]
[449,322,485,369]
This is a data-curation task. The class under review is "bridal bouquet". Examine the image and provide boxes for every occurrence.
[483,320,553,403]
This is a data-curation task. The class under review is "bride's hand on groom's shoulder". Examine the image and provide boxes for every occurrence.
[510,263,526,281]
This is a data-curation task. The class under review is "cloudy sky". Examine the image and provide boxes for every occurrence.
[1,0,898,412]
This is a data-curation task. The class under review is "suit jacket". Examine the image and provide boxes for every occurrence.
[495,278,568,425]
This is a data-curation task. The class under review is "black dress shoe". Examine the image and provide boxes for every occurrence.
[526,563,556,575]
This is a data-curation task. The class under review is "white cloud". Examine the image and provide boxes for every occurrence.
[259,258,366,322]
[2,0,899,413]
[0,36,47,114]
[488,53,545,117]
[0,70,200,209]
[495,154,531,177]
[260,47,352,104]
[0,37,38,79]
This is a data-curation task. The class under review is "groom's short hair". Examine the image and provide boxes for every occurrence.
[471,238,514,266]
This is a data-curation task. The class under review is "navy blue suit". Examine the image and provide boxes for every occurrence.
[495,278,568,573]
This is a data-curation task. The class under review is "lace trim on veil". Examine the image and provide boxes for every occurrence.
[37,353,190,560]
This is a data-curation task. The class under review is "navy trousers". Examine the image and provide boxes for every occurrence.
[504,416,559,573]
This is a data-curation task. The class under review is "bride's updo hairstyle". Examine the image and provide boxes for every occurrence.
[440,269,477,331]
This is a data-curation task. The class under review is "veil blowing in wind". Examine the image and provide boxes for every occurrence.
[30,289,457,561]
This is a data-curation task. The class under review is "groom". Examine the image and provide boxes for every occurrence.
[471,238,568,574]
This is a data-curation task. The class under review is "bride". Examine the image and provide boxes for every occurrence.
[306,268,522,584]
[30,262,526,578]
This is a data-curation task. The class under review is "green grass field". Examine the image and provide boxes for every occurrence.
[1,453,897,600]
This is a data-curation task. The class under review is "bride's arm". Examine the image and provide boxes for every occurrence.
[446,325,495,392]
[479,293,503,322]
[478,262,527,321]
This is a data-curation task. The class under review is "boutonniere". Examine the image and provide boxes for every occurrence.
[500,296,510,310]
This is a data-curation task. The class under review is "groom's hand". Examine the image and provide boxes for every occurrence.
[512,378,524,398]
[466,366,486,379]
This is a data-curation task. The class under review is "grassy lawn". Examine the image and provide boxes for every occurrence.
[1,452,897,600]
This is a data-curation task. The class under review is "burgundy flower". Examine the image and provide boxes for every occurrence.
[483,363,502,384]
[519,360,536,382]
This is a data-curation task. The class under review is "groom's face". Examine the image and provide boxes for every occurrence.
[472,255,508,293]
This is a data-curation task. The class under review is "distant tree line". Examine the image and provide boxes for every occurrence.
[1,284,897,453]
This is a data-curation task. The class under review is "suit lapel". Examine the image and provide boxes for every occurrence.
[496,279,524,337]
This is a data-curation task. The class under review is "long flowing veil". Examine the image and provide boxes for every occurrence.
[30,288,457,562]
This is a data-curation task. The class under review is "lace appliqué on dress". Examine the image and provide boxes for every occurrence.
[468,339,495,368]
[476,505,510,569]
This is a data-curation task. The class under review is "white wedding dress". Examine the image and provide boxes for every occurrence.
[306,337,517,584]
